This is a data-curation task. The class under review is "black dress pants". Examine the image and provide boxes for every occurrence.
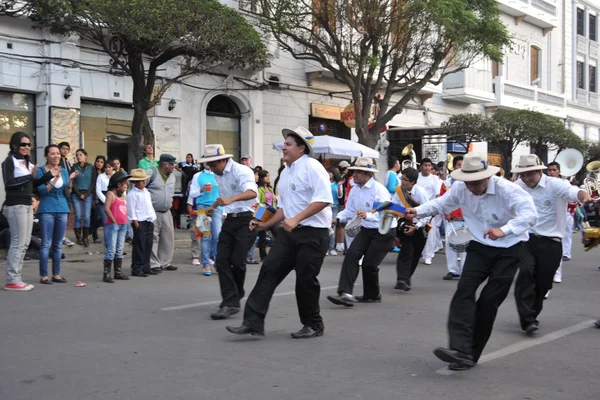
[514,235,562,329]
[258,226,279,260]
[337,228,394,299]
[448,241,522,362]
[131,221,154,274]
[243,226,329,333]
[395,229,426,285]
[216,215,258,308]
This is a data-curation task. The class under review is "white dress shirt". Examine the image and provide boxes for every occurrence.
[391,183,429,229]
[127,186,157,222]
[337,177,397,230]
[96,173,110,202]
[417,173,443,200]
[214,158,258,214]
[278,154,333,228]
[414,176,538,248]
[515,174,581,239]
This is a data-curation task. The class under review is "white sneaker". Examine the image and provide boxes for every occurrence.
[335,244,345,252]
[329,249,338,256]
[359,256,364,266]
[424,258,432,265]
[553,276,562,283]
[544,290,550,299]
[63,237,75,247]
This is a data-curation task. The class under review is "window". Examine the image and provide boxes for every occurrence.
[590,65,597,92]
[239,0,258,13]
[492,61,499,78]
[530,46,540,85]
[591,14,597,41]
[577,61,585,89]
[577,8,585,36]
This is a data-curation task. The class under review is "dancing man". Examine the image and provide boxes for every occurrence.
[404,153,537,371]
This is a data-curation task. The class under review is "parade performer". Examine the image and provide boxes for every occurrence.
[441,155,465,280]
[417,158,443,265]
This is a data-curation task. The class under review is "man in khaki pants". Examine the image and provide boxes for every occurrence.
[145,154,177,273]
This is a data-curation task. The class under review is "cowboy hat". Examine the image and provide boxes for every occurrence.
[108,171,131,190]
[281,126,315,157]
[348,157,379,173]
[511,154,547,173]
[128,168,149,181]
[196,144,233,163]
[450,153,500,182]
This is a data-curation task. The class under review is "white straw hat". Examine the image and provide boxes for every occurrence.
[450,153,499,181]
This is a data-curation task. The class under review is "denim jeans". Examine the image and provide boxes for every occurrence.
[193,207,222,266]
[3,204,33,284]
[39,213,68,277]
[104,223,127,260]
[72,195,93,228]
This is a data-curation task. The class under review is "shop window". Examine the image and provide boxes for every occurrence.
[0,91,35,147]
[206,95,241,160]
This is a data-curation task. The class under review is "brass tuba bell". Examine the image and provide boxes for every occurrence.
[447,153,454,171]
[585,160,600,199]
[401,143,417,170]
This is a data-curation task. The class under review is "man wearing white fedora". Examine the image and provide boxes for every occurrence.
[512,154,589,334]
[326,157,395,307]
[405,153,538,371]
[226,126,333,339]
[197,144,258,320]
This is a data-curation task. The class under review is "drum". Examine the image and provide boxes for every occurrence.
[582,227,600,251]
[345,217,362,238]
[448,226,473,253]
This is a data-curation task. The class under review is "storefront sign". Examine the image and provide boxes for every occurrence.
[341,103,357,128]
[311,103,343,120]
[488,153,502,167]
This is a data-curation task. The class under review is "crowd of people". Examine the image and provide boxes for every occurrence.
[2,128,599,371]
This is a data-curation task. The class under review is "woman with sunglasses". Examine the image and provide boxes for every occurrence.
[1,132,54,291]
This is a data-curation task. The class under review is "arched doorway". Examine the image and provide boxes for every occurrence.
[206,95,241,160]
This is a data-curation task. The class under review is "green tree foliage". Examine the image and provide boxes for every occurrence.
[258,0,510,146]
[28,0,267,160]
[439,113,500,150]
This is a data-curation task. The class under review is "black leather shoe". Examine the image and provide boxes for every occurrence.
[443,272,460,280]
[394,281,411,291]
[146,269,159,275]
[164,265,178,271]
[210,306,240,320]
[433,347,475,368]
[226,325,265,337]
[448,362,475,371]
[595,319,600,328]
[151,268,162,274]
[131,272,149,277]
[355,295,382,303]
[524,322,539,334]
[291,325,324,339]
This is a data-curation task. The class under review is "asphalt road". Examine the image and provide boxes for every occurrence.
[0,233,598,400]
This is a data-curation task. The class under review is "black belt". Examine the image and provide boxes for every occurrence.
[296,224,327,230]
[531,233,561,243]
[156,210,169,213]
[227,211,253,218]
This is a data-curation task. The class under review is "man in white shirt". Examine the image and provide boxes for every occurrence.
[405,153,538,371]
[392,167,430,291]
[418,158,443,264]
[226,126,332,339]
[198,145,259,321]
[127,169,157,277]
[440,156,465,280]
[326,158,396,307]
[547,161,571,284]
[512,155,589,334]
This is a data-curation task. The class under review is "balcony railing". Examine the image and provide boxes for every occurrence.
[490,76,566,118]
[496,0,558,28]
[441,65,495,103]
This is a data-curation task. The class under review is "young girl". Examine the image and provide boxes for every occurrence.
[257,169,278,261]
[102,171,131,283]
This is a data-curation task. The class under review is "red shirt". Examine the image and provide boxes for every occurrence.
[440,181,463,219]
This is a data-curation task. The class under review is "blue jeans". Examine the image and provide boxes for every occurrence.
[72,195,93,228]
[104,223,127,260]
[39,212,68,277]
[97,203,106,226]
[201,208,222,266]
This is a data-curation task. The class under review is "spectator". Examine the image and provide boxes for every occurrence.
[127,169,156,277]
[90,155,106,243]
[0,198,41,254]
[102,172,131,283]
[187,164,221,275]
[246,166,261,265]
[138,144,158,170]
[36,144,78,284]
[58,141,72,172]
[385,158,400,194]
[327,167,343,255]
[2,132,54,291]
[257,169,278,261]
[72,149,97,247]
[240,155,252,167]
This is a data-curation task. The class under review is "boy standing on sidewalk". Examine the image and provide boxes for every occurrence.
[127,169,157,277]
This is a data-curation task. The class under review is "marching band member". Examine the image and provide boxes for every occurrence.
[547,161,571,285]
[326,158,396,307]
[441,155,465,280]
[404,153,537,371]
[417,158,443,265]
[392,167,429,292]
[226,127,332,339]
[513,155,589,334]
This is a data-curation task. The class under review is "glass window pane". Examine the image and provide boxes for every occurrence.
[0,91,35,144]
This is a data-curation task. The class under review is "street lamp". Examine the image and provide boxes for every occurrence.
[168,99,176,111]
[64,85,73,99]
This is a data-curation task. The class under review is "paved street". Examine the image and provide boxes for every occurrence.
[0,231,598,400]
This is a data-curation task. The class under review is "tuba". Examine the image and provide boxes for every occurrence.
[585,160,600,199]
[555,148,584,178]
[401,143,417,170]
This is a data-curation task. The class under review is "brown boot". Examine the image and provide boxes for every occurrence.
[113,258,129,280]
[103,259,114,283]
[74,228,83,245]
[82,227,90,247]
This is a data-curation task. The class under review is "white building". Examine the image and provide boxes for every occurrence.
[0,0,598,184]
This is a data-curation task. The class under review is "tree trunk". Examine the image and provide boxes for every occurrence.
[128,51,155,163]
[131,108,153,163]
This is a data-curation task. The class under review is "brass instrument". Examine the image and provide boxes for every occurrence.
[401,143,417,170]
[447,153,454,171]
[584,160,600,199]
[495,167,505,178]
[555,148,584,178]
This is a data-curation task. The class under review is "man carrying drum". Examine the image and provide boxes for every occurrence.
[512,155,590,334]
[404,153,537,371]
[440,155,465,281]
[326,158,396,307]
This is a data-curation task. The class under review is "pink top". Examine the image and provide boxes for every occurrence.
[106,196,128,225]
[265,190,274,206]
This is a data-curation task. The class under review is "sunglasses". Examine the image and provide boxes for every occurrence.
[19,143,31,147]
